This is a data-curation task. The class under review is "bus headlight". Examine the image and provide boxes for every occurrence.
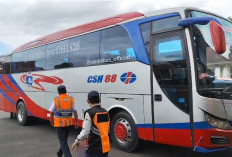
[205,113,232,130]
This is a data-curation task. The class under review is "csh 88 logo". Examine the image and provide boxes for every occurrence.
[87,74,117,83]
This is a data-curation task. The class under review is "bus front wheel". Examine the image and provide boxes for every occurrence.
[110,111,139,152]
[16,101,31,126]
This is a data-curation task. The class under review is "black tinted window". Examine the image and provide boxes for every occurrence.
[45,40,72,70]
[152,16,181,33]
[4,56,11,74]
[99,26,136,65]
[12,51,29,73]
[0,57,4,74]
[140,22,151,56]
[28,47,45,71]
[69,32,100,67]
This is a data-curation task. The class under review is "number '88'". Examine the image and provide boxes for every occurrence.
[105,74,117,83]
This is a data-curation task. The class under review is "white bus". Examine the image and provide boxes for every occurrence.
[0,7,232,153]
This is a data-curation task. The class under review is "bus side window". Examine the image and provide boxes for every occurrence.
[100,26,136,63]
[4,55,11,74]
[0,57,4,74]
[68,31,100,67]
[28,47,45,71]
[45,40,70,70]
[140,22,151,58]
[12,51,29,73]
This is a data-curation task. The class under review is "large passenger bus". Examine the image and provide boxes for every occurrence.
[0,7,232,153]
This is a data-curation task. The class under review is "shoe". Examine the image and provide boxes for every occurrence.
[57,152,62,157]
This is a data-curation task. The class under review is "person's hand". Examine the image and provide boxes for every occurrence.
[75,121,79,129]
[50,120,54,126]
[50,112,54,127]
[72,141,79,152]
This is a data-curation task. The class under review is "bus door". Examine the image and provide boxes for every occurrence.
[151,30,193,147]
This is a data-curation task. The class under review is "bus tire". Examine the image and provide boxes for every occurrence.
[16,101,31,126]
[110,111,139,152]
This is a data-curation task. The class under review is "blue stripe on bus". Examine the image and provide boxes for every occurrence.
[194,146,227,153]
[136,121,214,130]
[27,110,34,116]
[194,121,215,129]
[0,88,16,106]
[7,74,25,94]
[0,75,17,95]
[121,13,180,65]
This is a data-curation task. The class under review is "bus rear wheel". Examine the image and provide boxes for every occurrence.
[16,101,31,126]
[110,111,139,152]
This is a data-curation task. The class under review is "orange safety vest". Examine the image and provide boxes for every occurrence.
[85,106,110,154]
[93,112,110,153]
[54,94,74,127]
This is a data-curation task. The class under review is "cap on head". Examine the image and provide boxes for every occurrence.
[57,85,67,95]
[88,90,100,104]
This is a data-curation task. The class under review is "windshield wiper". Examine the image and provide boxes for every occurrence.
[198,86,232,99]
[198,88,224,92]
[220,86,232,99]
[222,85,232,93]
[198,88,224,98]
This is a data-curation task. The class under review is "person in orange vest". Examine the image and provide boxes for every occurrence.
[50,85,78,157]
[72,90,110,157]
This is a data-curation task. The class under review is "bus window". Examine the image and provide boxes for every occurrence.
[28,47,45,71]
[140,16,181,60]
[45,40,71,70]
[100,26,136,64]
[4,55,11,74]
[12,51,29,73]
[140,22,151,57]
[152,16,181,33]
[155,36,184,62]
[69,31,100,67]
[0,57,4,74]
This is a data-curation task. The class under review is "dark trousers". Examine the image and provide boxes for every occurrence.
[86,153,108,157]
[56,127,72,157]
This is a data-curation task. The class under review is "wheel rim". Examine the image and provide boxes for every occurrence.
[17,106,24,122]
[114,118,132,144]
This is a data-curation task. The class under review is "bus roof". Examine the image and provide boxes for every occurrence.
[13,12,144,53]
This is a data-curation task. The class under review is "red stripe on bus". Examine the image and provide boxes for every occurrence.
[14,12,144,53]
[194,129,232,149]
[137,127,154,141]
[155,128,192,147]
[137,127,232,149]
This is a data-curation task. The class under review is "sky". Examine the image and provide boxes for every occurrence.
[0,0,231,55]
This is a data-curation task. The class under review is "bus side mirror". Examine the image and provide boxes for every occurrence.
[209,21,226,54]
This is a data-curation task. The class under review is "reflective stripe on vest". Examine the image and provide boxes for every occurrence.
[92,112,110,153]
[54,95,74,127]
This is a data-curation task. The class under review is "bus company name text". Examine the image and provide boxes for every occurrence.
[87,55,131,65]
[87,72,137,84]
[24,41,80,61]
[87,74,117,83]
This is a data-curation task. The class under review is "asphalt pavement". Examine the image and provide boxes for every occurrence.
[0,111,231,157]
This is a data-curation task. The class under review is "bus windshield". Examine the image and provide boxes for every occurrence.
[190,11,232,99]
